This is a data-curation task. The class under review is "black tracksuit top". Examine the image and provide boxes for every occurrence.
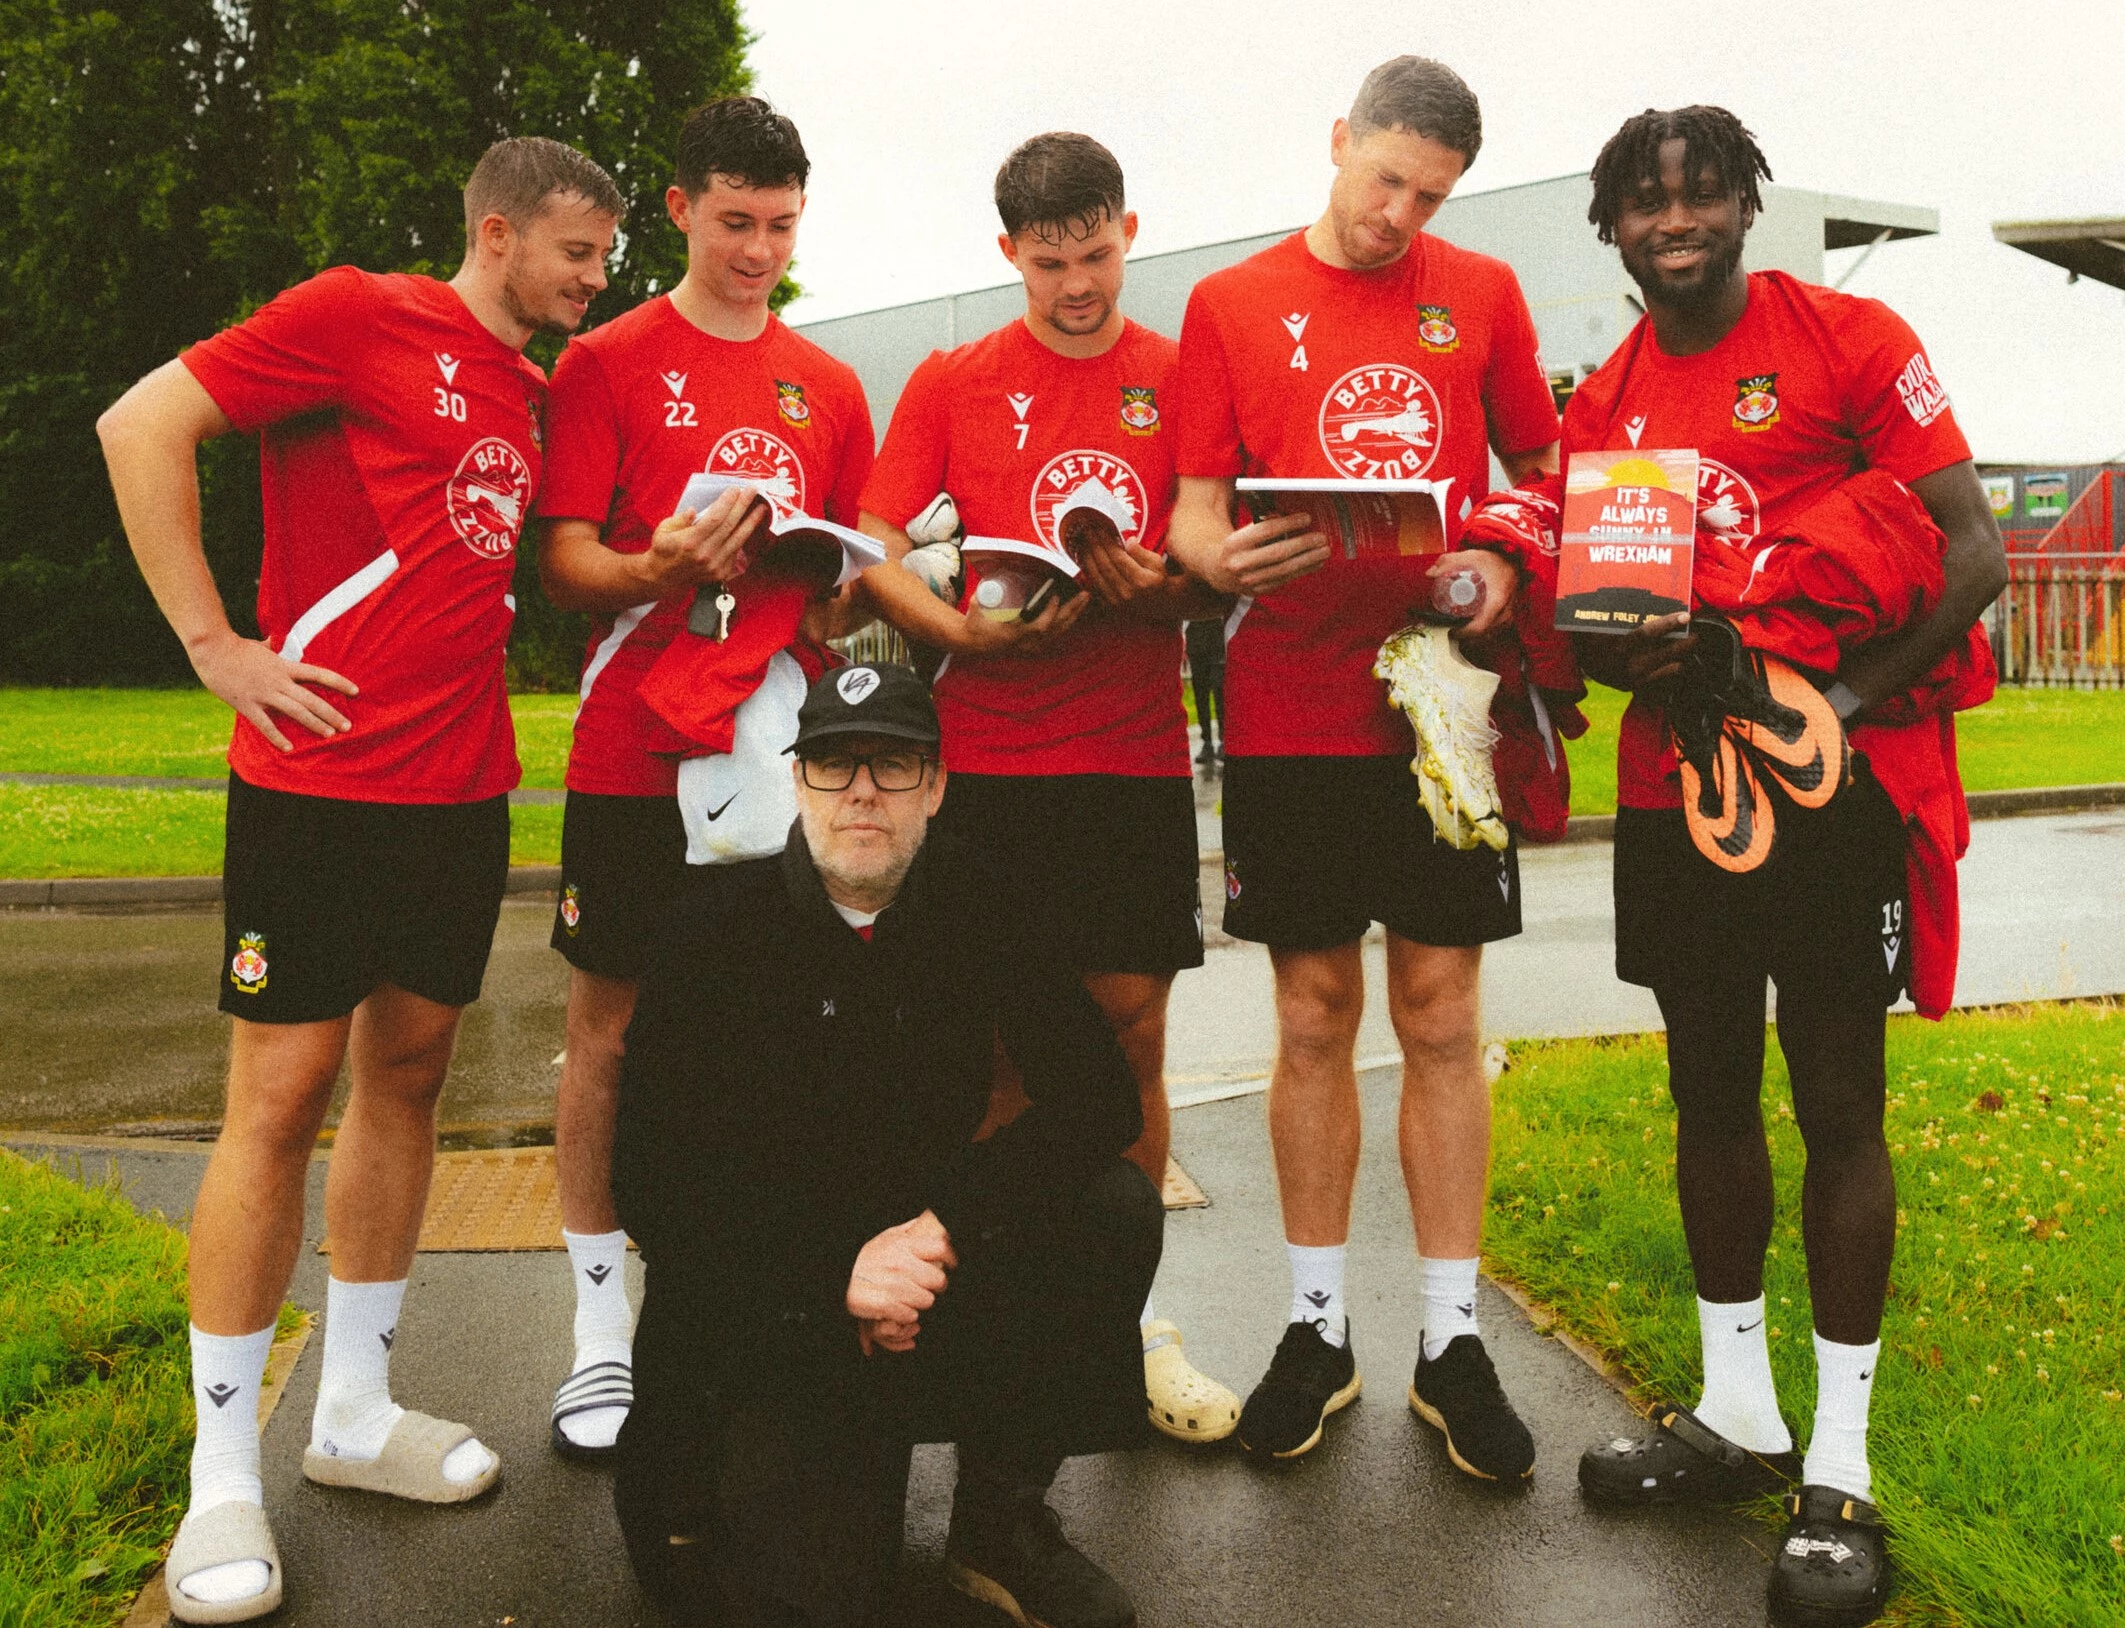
[612,828,1143,1385]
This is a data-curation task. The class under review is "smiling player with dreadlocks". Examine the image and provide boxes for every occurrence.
[1559,107,2004,1628]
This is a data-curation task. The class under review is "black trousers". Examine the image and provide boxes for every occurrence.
[616,1160,1163,1628]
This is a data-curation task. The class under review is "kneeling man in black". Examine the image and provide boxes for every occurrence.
[612,662,1159,1628]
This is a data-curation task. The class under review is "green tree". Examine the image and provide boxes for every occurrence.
[0,0,754,686]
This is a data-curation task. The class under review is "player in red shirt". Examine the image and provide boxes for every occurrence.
[1561,110,2005,1628]
[534,98,874,1461]
[97,140,623,1622]
[856,133,1236,1618]
[1166,56,1560,1478]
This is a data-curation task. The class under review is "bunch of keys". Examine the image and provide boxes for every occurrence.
[688,585,740,641]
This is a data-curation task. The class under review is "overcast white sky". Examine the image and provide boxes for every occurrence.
[744,0,2125,465]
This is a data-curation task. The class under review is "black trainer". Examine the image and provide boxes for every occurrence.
[1236,1319,1361,1459]
[1768,1485,1892,1627]
[1408,1334,1535,1481]
[945,1491,1135,1628]
[1578,1401,1801,1505]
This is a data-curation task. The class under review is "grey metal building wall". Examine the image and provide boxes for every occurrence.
[793,173,1937,434]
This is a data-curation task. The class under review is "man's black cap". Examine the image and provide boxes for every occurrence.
[789,663,940,754]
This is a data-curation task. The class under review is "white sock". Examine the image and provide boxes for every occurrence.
[1694,1295,1793,1453]
[558,1229,634,1450]
[1419,1256,1480,1362]
[1802,1332,1880,1501]
[311,1277,492,1484]
[176,1325,275,1606]
[1140,1291,1158,1339]
[1287,1242,1347,1347]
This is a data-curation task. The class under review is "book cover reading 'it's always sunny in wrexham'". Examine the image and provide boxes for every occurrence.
[1235,478,1453,562]
[1554,449,1698,632]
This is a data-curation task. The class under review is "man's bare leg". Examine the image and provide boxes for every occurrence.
[1384,936,1487,1263]
[1235,941,1367,1457]
[307,984,495,1488]
[189,1017,353,1334]
[1386,932,1534,1479]
[1085,971,1174,1187]
[557,968,637,1233]
[551,967,640,1451]
[1266,942,1366,1249]
[1086,971,1240,1441]
[175,1017,352,1610]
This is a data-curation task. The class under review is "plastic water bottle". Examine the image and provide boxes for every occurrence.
[1429,565,1487,622]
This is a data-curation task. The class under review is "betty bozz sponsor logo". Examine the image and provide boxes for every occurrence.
[1317,363,1444,479]
[704,426,806,511]
[448,437,534,559]
[1030,449,1146,550]
[1697,459,1761,549]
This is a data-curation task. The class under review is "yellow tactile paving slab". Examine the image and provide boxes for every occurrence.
[325,1147,1209,1254]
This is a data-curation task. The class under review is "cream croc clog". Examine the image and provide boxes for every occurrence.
[165,1500,282,1625]
[1143,1320,1240,1443]
[302,1409,499,1503]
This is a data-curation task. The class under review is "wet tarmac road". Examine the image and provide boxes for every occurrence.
[6,810,2121,1136]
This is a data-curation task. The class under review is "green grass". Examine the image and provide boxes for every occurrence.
[1565,683,2125,816]
[0,688,576,789]
[2,683,2122,873]
[0,785,562,878]
[1,1151,187,1627]
[1486,1002,2125,1628]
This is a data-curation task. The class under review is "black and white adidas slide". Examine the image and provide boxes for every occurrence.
[550,1359,633,1462]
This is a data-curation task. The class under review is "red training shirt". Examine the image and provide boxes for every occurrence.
[1170,230,1559,757]
[183,267,546,803]
[862,317,1189,777]
[537,300,874,796]
[1562,271,1972,808]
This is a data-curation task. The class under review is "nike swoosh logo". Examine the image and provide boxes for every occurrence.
[1737,1319,1764,1334]
[703,794,738,821]
[1859,1370,1872,1382]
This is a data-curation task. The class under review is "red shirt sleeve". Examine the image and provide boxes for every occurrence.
[826,380,876,528]
[536,339,622,524]
[1482,268,1562,458]
[1834,299,1972,483]
[1170,283,1246,479]
[181,266,367,433]
[859,352,952,529]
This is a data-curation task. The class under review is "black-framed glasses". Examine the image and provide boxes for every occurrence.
[800,750,931,792]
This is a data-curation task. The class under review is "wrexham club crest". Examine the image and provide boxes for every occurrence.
[1732,372,1780,432]
[1119,386,1160,436]
[1416,304,1459,353]
[560,884,582,936]
[229,932,269,995]
[775,379,811,429]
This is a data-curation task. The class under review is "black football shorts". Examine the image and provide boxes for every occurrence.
[1218,754,1522,951]
[219,773,509,1023]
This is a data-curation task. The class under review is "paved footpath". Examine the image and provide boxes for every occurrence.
[12,1066,1776,1628]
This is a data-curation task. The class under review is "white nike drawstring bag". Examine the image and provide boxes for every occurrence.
[677,649,807,865]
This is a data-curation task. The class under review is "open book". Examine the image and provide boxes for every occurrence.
[1553,450,1698,632]
[1235,477,1453,562]
[675,472,885,591]
[959,482,1142,620]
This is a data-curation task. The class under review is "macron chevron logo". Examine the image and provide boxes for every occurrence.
[435,353,461,385]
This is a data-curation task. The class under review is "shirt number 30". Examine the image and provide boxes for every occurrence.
[433,386,467,423]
